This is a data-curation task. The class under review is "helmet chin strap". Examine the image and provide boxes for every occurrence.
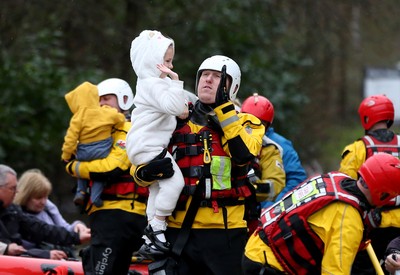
[190,101,214,126]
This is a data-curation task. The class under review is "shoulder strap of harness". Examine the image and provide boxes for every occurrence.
[171,130,211,258]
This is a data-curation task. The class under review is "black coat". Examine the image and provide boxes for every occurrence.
[0,203,80,258]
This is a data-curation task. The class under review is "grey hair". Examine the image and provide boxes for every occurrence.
[0,164,17,187]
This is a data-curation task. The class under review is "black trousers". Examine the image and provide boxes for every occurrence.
[166,227,247,275]
[242,255,285,275]
[82,209,146,275]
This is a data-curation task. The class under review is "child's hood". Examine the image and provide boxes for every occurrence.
[65,81,99,114]
[130,30,174,79]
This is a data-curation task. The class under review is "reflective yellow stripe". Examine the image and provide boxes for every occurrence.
[211,156,231,190]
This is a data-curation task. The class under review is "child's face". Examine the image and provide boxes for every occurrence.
[163,46,175,69]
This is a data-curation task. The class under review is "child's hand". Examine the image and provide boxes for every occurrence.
[157,64,179,80]
[178,100,189,119]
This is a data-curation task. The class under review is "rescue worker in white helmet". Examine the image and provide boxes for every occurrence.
[132,55,264,274]
[240,94,286,236]
[339,94,400,274]
[65,78,148,275]
[243,153,400,275]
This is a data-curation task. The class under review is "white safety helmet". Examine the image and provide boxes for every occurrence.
[97,78,134,111]
[195,55,241,101]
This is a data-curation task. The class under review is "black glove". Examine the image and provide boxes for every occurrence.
[364,208,382,231]
[214,65,229,106]
[136,149,174,182]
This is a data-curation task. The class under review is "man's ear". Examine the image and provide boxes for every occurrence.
[123,95,128,104]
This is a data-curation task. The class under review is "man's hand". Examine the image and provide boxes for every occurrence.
[78,227,91,244]
[74,223,89,233]
[6,243,26,256]
[135,149,174,182]
[49,250,68,260]
[215,65,229,106]
[385,253,400,273]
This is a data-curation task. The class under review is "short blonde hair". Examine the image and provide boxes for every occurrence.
[14,169,52,206]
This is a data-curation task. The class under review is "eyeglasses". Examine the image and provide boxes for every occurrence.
[0,184,17,193]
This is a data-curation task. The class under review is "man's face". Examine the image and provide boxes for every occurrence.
[357,177,373,205]
[0,173,17,207]
[197,70,222,105]
[99,94,121,112]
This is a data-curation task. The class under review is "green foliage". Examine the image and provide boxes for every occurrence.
[319,122,364,172]
[145,0,309,137]
[2,0,400,178]
[0,29,103,176]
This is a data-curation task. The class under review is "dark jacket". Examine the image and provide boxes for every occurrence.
[0,203,80,258]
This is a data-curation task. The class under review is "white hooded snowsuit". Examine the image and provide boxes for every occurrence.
[126,30,186,219]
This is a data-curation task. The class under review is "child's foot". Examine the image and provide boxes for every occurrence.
[137,243,165,261]
[93,199,103,207]
[73,192,86,206]
[144,225,170,253]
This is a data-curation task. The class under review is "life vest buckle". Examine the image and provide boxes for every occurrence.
[211,200,219,213]
[283,232,293,240]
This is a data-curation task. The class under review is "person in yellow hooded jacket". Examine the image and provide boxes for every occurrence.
[62,81,126,207]
[131,55,264,275]
[243,153,400,275]
[65,78,148,275]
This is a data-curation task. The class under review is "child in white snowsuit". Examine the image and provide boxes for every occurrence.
[126,30,187,255]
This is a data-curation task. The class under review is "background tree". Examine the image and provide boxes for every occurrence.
[1,0,400,220]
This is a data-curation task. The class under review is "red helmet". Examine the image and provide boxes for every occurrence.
[241,93,274,123]
[358,153,400,206]
[358,95,394,130]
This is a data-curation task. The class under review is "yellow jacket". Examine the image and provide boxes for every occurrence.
[339,134,400,234]
[339,140,366,179]
[256,137,286,202]
[65,121,146,216]
[245,201,364,274]
[61,82,125,161]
